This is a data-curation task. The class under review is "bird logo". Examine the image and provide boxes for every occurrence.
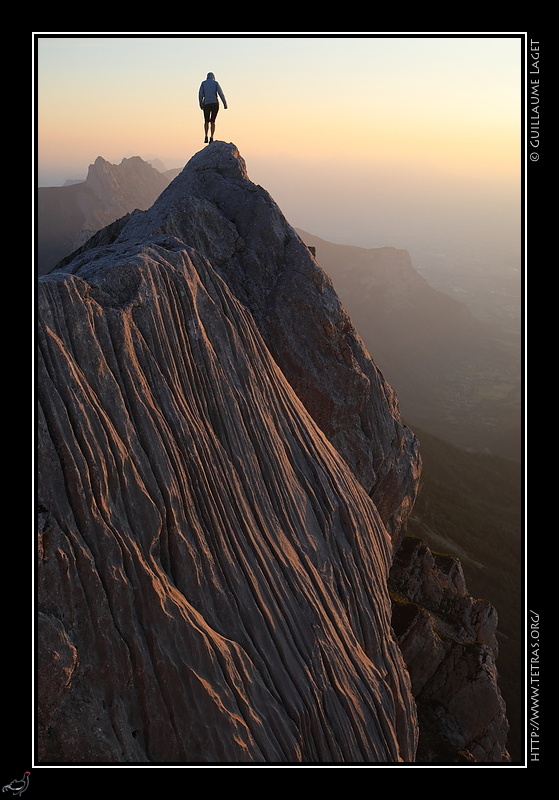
[2,773,30,796]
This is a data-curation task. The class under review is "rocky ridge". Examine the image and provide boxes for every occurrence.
[37,142,509,763]
[390,538,509,761]
[37,156,176,275]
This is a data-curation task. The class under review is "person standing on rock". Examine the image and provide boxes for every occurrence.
[199,72,227,143]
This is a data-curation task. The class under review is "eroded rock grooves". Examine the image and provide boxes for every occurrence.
[37,142,507,764]
[38,144,422,763]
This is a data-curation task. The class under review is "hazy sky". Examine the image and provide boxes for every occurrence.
[34,33,524,258]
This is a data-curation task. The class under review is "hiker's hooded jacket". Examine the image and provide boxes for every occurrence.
[199,73,227,108]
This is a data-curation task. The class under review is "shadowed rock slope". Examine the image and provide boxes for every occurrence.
[38,143,420,763]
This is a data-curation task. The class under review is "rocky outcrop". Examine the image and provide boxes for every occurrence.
[37,156,174,275]
[390,537,510,762]
[37,144,420,763]
[37,141,509,764]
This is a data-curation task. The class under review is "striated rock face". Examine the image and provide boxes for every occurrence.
[53,143,421,549]
[389,537,510,762]
[37,143,420,763]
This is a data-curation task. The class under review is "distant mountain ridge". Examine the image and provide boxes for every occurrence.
[37,156,179,275]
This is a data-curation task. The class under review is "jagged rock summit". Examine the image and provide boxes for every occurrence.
[37,155,174,275]
[54,142,421,546]
[38,142,420,763]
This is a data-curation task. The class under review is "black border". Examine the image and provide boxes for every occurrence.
[28,32,531,783]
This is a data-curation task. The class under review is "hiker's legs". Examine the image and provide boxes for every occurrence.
[203,105,213,141]
[209,104,219,140]
[203,104,219,142]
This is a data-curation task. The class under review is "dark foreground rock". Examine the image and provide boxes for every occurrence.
[390,537,510,762]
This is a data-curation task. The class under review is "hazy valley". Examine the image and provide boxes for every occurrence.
[297,230,521,463]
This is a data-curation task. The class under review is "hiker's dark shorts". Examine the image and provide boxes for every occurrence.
[203,103,219,123]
